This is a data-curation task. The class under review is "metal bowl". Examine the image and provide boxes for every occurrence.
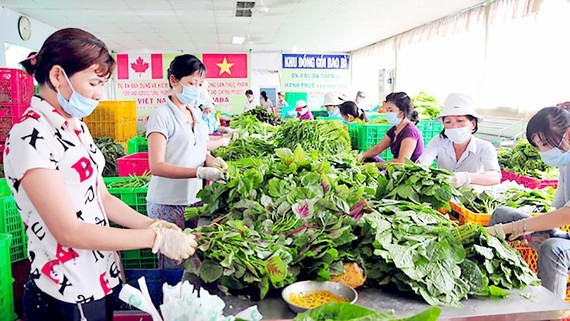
[281,280,358,313]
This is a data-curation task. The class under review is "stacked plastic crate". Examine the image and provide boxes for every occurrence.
[0,68,35,143]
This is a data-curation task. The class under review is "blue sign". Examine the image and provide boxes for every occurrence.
[282,54,350,69]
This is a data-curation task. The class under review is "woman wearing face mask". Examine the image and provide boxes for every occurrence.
[146,54,228,269]
[295,100,314,120]
[486,105,570,299]
[357,92,423,164]
[418,93,500,187]
[243,89,259,113]
[323,92,344,118]
[3,28,197,320]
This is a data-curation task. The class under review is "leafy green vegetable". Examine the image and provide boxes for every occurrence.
[498,139,558,179]
[294,303,441,321]
[94,137,125,176]
[275,119,351,155]
[458,187,554,214]
[412,92,442,120]
[376,160,457,211]
[212,136,275,161]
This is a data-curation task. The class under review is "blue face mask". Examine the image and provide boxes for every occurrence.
[202,112,214,121]
[385,112,402,126]
[328,108,340,117]
[176,84,201,105]
[540,146,570,167]
[56,69,99,118]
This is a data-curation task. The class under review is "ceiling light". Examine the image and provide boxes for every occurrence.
[232,36,245,45]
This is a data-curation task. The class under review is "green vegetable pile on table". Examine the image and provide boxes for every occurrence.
[458,187,555,214]
[355,201,539,306]
[275,119,351,155]
[211,136,275,161]
[106,175,150,189]
[498,139,558,179]
[376,160,457,211]
[242,106,283,126]
[94,137,125,177]
[230,114,277,136]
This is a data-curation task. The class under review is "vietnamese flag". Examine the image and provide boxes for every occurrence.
[116,53,163,80]
[202,53,248,79]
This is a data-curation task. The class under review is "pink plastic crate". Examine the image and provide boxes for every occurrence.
[500,170,519,183]
[0,103,29,142]
[0,68,34,105]
[114,312,152,321]
[117,152,149,177]
[517,175,558,190]
[500,170,558,189]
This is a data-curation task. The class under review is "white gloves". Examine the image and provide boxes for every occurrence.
[357,153,364,163]
[149,219,181,231]
[220,138,230,147]
[151,228,197,260]
[196,167,226,182]
[450,171,472,188]
[212,157,228,170]
[485,224,506,240]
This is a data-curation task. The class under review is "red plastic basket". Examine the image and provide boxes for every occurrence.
[0,68,34,105]
[500,170,558,189]
[500,170,519,183]
[0,103,29,143]
[117,152,149,177]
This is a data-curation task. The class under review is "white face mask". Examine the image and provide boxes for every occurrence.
[446,126,472,144]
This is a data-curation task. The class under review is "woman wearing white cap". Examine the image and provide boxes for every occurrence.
[296,100,314,120]
[323,92,345,117]
[418,93,501,187]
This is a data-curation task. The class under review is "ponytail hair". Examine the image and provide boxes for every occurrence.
[385,92,419,124]
[20,52,38,76]
[340,101,369,122]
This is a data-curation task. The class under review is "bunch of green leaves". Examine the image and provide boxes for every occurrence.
[94,137,125,176]
[458,187,554,214]
[412,92,442,120]
[275,119,351,155]
[376,160,457,211]
[186,220,295,299]
[355,201,538,306]
[230,114,277,136]
[454,223,540,292]
[212,135,276,161]
[106,175,150,188]
[355,200,470,306]
[242,106,283,126]
[294,303,441,321]
[498,139,558,179]
[369,116,389,125]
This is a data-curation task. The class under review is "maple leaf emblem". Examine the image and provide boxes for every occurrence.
[131,57,149,76]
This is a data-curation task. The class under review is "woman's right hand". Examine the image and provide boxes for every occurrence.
[151,228,198,260]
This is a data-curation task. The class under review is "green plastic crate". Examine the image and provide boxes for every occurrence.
[312,110,328,118]
[347,123,360,150]
[0,234,15,321]
[127,136,148,155]
[0,179,27,263]
[121,248,158,269]
[103,177,148,215]
[418,120,443,146]
[316,116,343,121]
[357,123,392,152]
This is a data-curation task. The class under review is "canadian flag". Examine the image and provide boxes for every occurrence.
[116,53,163,80]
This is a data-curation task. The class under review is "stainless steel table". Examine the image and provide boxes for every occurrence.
[214,285,570,321]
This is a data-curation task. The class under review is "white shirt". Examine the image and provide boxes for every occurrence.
[260,98,274,109]
[553,165,570,209]
[243,99,259,113]
[146,97,209,205]
[419,135,500,173]
[4,96,120,303]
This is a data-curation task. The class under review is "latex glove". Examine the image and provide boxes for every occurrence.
[450,171,472,188]
[485,224,506,240]
[196,167,226,182]
[220,137,230,147]
[149,219,181,232]
[212,157,228,170]
[151,228,197,260]
[357,153,364,163]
